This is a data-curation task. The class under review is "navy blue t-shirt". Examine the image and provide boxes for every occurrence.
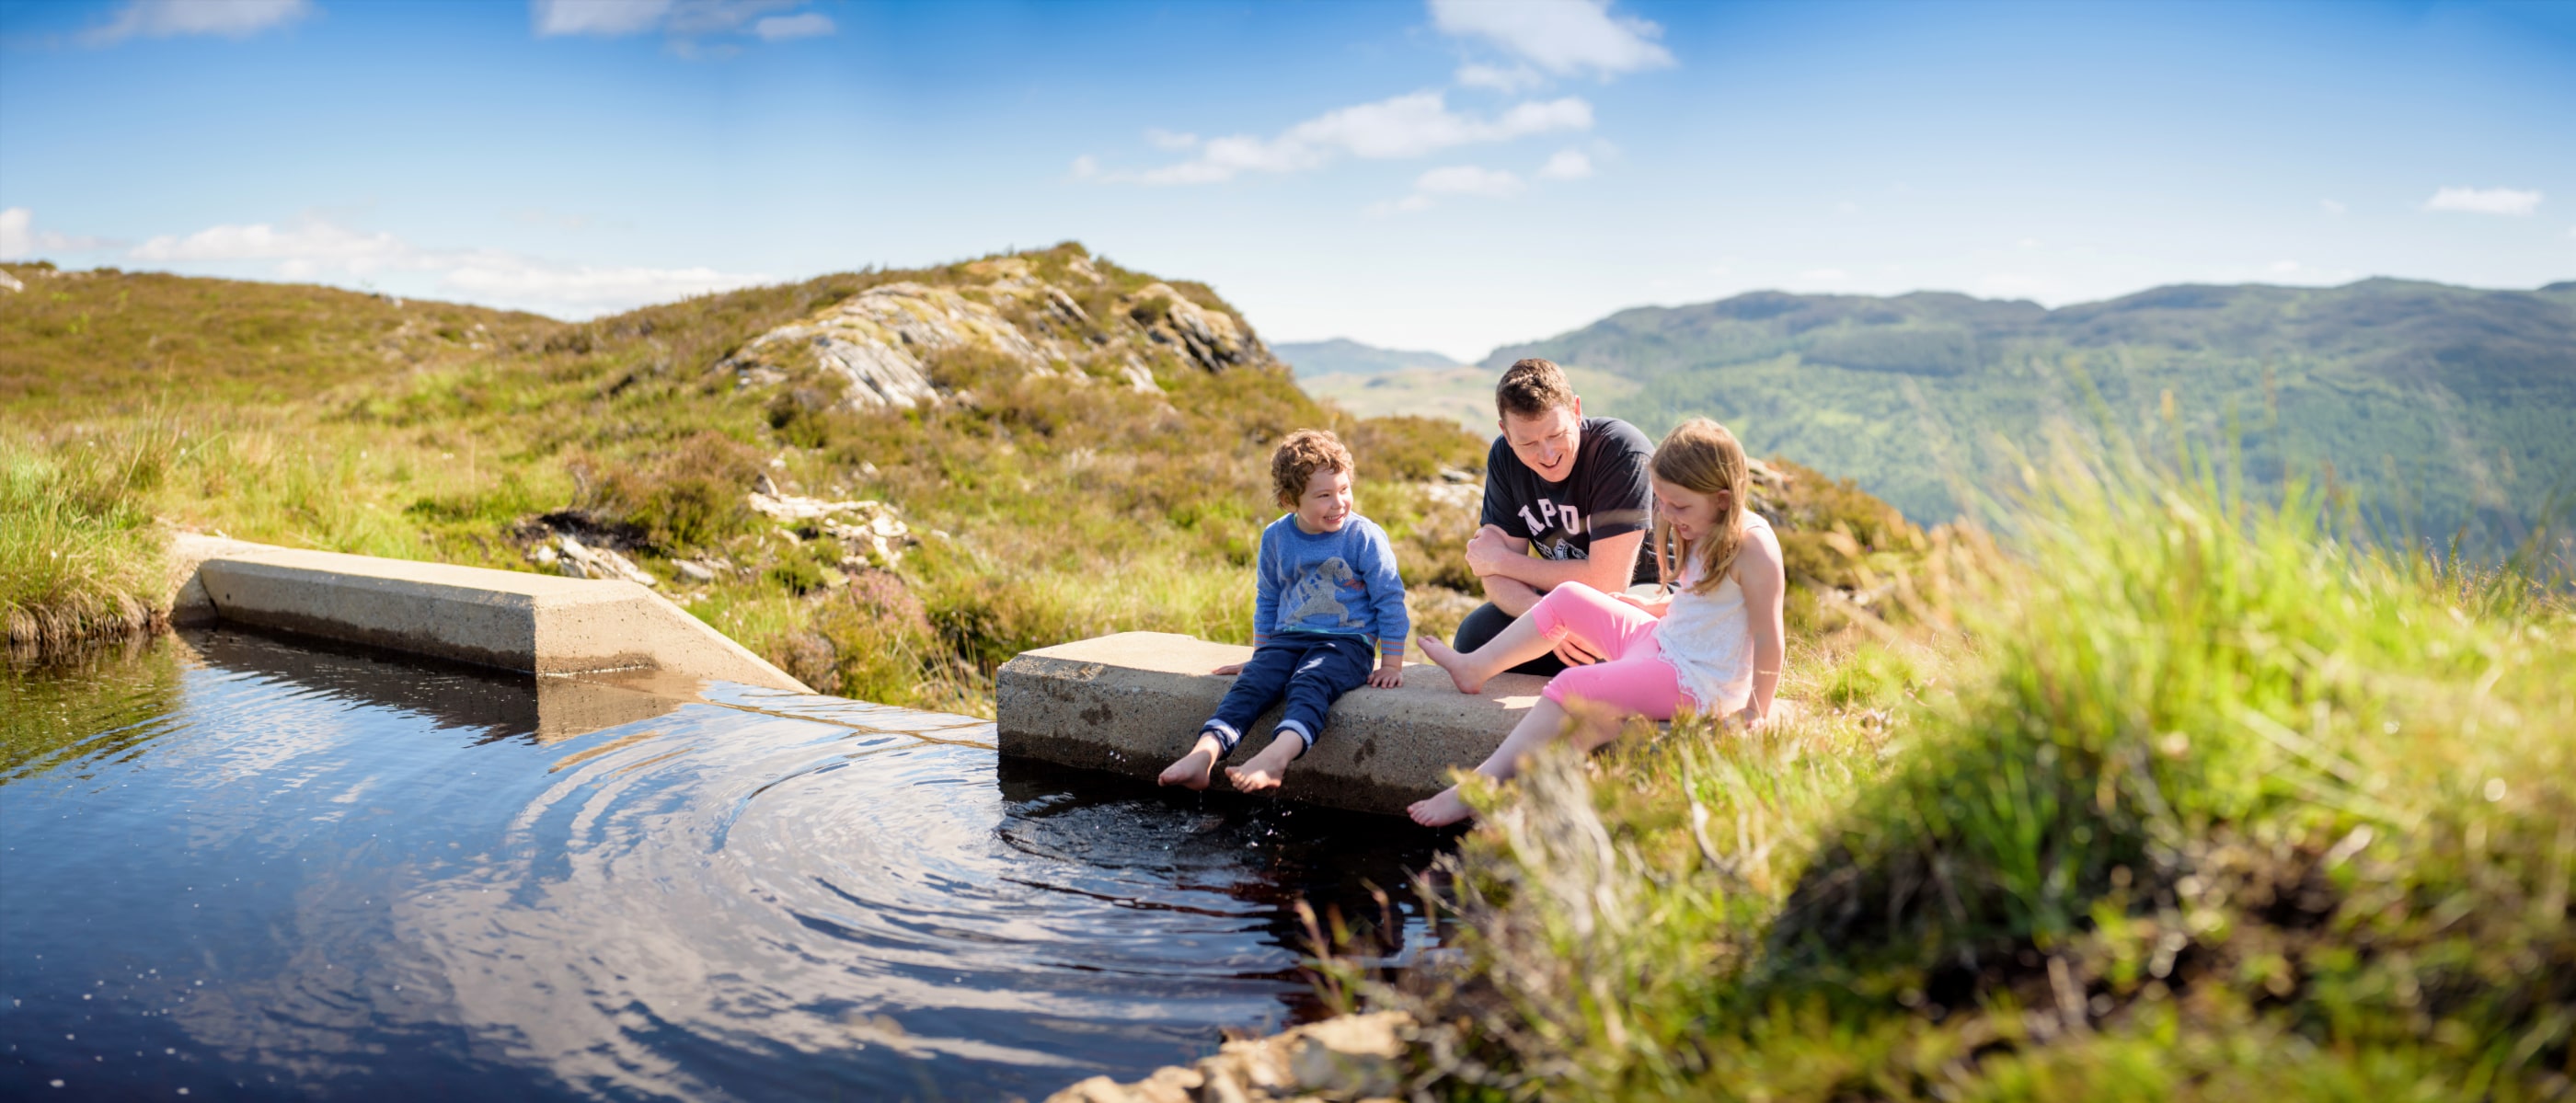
[1480,416,1658,586]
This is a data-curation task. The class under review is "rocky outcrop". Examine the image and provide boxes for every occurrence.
[719,248,1279,412]
[1049,1011,1414,1103]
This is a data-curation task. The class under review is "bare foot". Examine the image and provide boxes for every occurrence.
[1417,636,1488,695]
[1157,735,1224,790]
[1225,735,1301,793]
[1407,786,1475,827]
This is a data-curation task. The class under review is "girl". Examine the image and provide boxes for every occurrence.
[1409,418,1786,827]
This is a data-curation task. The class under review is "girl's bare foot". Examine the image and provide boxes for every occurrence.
[1225,735,1301,793]
[1417,636,1488,695]
[1407,786,1475,826]
[1157,735,1224,790]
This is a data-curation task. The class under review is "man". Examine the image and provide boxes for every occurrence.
[1453,357,1659,676]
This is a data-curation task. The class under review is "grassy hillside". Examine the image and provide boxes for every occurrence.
[1326,455,2574,1100]
[1486,279,2576,547]
[0,247,1510,710]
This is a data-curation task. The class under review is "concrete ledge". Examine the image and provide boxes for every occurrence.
[166,534,808,693]
[996,631,1547,816]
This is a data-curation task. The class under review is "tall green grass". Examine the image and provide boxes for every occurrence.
[1362,452,2573,1100]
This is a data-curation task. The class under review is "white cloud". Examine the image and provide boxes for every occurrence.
[2320,198,2346,216]
[1417,165,1525,197]
[1119,90,1591,185]
[532,0,815,41]
[83,0,311,45]
[1536,149,1593,179]
[121,214,765,317]
[1795,268,1848,282]
[1144,128,1200,150]
[751,11,834,40]
[2269,259,2302,274]
[0,208,120,259]
[533,0,673,36]
[2423,186,2542,216]
[1456,63,1545,92]
[1429,0,1674,79]
[1068,155,1100,179]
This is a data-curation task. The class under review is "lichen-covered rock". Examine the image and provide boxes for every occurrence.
[1045,1010,1415,1103]
[719,248,1279,410]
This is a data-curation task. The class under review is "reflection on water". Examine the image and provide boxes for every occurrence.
[0,628,1449,1100]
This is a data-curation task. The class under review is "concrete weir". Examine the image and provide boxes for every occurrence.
[996,632,1547,817]
[164,534,809,693]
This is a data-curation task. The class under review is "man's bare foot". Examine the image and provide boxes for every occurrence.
[1417,636,1488,695]
[1157,735,1224,790]
[1225,735,1301,793]
[1407,786,1475,827]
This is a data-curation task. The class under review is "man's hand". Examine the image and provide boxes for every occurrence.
[1212,662,1245,676]
[1367,661,1404,688]
[1551,634,1607,666]
[1464,524,1520,578]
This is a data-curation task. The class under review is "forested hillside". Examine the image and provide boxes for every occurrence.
[1487,279,2576,544]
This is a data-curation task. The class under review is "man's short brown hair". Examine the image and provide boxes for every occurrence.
[1271,429,1354,507]
[1496,358,1579,420]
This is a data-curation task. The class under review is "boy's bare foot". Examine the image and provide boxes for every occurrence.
[1157,736,1224,790]
[1225,735,1301,793]
[1417,636,1487,695]
[1407,786,1474,827]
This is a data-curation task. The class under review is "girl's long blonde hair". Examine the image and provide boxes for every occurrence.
[1651,418,1751,595]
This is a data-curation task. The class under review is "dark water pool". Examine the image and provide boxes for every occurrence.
[0,629,1448,1100]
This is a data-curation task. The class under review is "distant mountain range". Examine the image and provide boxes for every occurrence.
[1302,279,2576,543]
[1272,339,1466,377]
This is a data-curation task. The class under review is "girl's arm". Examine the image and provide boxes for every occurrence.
[1733,524,1787,726]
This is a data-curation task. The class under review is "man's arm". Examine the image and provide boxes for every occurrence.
[1469,528,1646,597]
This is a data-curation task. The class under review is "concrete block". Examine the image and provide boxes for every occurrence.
[171,534,807,693]
[996,631,1548,816]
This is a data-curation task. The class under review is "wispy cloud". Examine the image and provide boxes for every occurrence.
[2320,198,2346,216]
[531,0,833,44]
[1536,149,1593,179]
[1429,0,1673,80]
[1106,91,1591,185]
[2423,186,2542,216]
[1455,63,1545,92]
[123,214,766,316]
[0,208,121,259]
[82,0,312,46]
[1144,128,1200,151]
[751,11,833,41]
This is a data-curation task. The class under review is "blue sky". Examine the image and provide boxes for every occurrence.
[1,0,2569,360]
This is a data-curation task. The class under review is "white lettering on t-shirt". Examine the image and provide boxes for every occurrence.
[1560,504,1581,534]
[1518,504,1544,534]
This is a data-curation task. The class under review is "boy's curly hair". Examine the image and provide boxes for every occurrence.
[1271,430,1354,508]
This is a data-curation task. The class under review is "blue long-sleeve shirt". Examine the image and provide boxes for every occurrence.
[1251,513,1409,662]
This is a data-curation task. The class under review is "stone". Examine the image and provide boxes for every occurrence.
[1042,1011,1416,1103]
[997,633,1547,817]
[555,533,658,588]
[0,270,22,293]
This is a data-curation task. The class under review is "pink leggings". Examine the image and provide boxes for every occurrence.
[1525,583,1688,719]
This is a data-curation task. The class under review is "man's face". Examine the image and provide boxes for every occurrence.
[1500,398,1582,483]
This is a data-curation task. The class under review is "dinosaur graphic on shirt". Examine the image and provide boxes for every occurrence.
[1279,557,1364,629]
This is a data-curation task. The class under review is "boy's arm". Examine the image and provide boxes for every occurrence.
[1360,523,1409,686]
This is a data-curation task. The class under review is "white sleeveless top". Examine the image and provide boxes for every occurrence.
[1651,512,1771,714]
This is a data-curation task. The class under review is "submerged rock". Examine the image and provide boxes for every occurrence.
[1049,1010,1415,1103]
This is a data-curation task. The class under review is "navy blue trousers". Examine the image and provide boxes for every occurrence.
[1200,635,1376,757]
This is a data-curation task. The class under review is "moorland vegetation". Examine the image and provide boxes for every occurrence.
[1306,446,2574,1102]
[0,246,1919,713]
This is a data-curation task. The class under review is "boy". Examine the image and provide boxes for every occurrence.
[1158,430,1407,793]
